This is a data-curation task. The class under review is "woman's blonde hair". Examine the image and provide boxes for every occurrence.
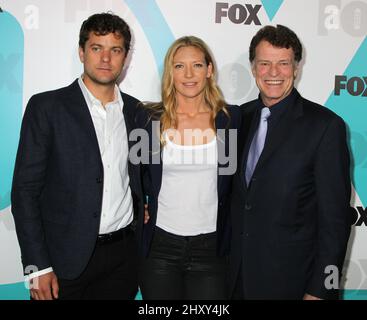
[147,36,227,137]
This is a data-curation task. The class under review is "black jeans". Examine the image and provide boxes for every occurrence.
[139,227,228,300]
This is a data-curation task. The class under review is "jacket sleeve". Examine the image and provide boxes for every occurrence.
[11,95,53,274]
[306,115,351,299]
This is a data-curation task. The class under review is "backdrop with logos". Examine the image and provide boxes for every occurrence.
[0,0,366,299]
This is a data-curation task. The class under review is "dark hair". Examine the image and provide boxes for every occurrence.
[79,12,131,54]
[249,24,302,63]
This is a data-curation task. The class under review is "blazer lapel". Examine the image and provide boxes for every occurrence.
[216,111,228,197]
[121,93,135,150]
[254,94,304,174]
[62,80,102,160]
[238,106,259,191]
[148,115,163,198]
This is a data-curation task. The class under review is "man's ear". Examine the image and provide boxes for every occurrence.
[293,64,299,79]
[79,46,85,63]
[251,62,256,77]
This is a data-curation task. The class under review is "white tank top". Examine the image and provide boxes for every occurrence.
[156,134,218,236]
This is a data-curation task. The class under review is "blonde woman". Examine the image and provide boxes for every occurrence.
[136,36,241,299]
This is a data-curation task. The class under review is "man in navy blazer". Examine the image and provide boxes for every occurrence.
[229,25,351,300]
[11,13,144,300]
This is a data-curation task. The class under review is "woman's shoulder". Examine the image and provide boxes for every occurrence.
[135,102,163,128]
[225,104,241,117]
[216,104,242,129]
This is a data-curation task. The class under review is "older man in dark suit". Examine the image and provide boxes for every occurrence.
[229,25,351,300]
[11,13,144,300]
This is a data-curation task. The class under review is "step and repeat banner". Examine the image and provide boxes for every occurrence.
[0,0,366,300]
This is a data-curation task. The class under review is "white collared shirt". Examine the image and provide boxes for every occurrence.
[27,77,133,281]
[78,77,133,234]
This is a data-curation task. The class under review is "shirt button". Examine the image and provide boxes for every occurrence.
[245,203,252,210]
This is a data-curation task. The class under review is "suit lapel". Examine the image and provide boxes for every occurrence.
[120,92,141,197]
[238,104,259,191]
[121,93,135,150]
[148,114,163,197]
[216,111,228,197]
[62,80,102,160]
[253,93,304,174]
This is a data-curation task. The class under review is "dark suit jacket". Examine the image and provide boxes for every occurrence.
[229,89,351,300]
[11,79,144,280]
[135,105,241,257]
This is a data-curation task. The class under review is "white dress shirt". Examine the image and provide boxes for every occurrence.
[27,77,133,281]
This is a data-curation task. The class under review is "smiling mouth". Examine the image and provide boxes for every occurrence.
[182,82,197,87]
[265,80,283,85]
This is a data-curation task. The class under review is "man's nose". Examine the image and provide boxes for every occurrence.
[101,50,111,62]
[269,63,279,76]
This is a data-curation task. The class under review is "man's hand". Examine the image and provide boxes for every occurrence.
[30,271,59,300]
[144,204,150,224]
[303,293,322,300]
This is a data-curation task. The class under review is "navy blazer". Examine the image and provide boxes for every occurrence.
[229,90,351,300]
[11,80,144,280]
[135,105,241,257]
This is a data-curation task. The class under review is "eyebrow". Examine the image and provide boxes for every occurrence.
[256,59,292,62]
[89,43,124,50]
[173,60,206,63]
